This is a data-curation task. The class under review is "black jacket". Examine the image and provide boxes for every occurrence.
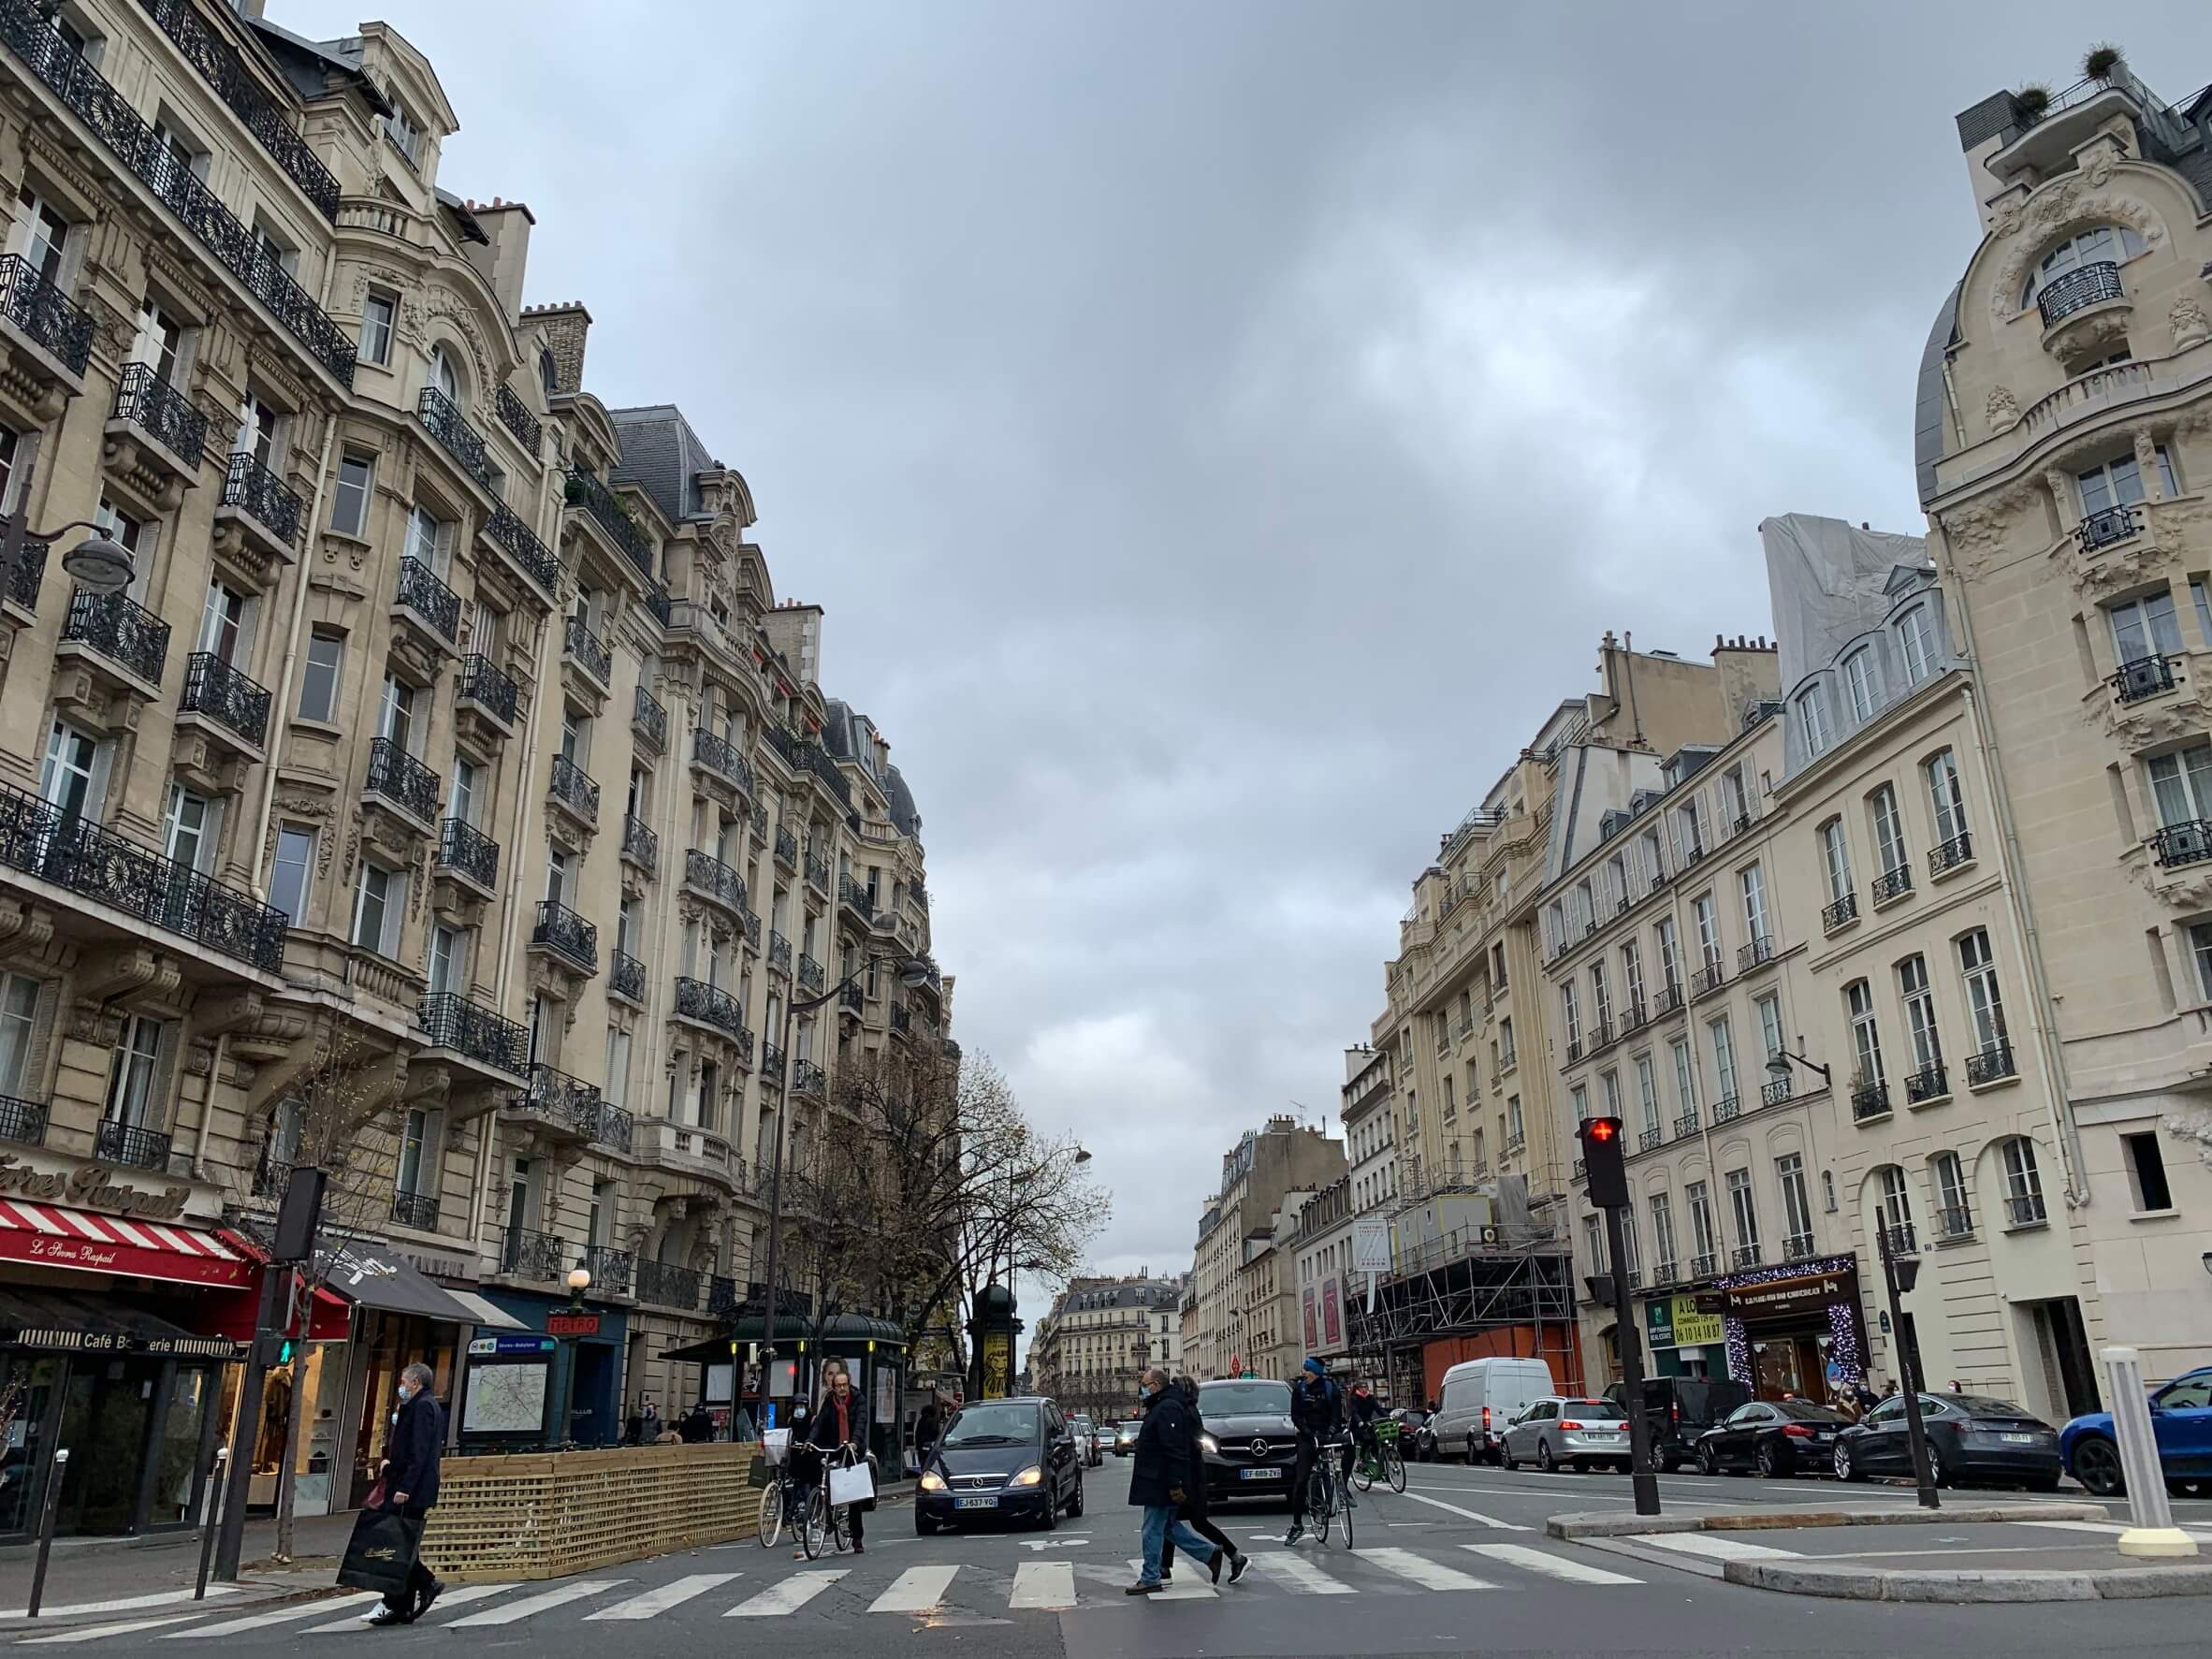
[1180,1392,1210,1518]
[1128,1385,1192,1508]
[806,1390,865,1453]
[1290,1375,1339,1437]
[1348,1390,1381,1426]
[383,1389,444,1509]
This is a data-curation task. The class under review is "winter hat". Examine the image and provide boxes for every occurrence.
[1302,1357,1327,1378]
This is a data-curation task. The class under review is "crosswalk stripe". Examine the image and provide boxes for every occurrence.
[1463,1543,1641,1585]
[163,1594,382,1637]
[868,1564,960,1614]
[1353,1546,1495,1592]
[1127,1559,1215,1599]
[2,1590,241,1623]
[1243,1551,1355,1594]
[1623,1532,1798,1561]
[585,1574,742,1620]
[1008,1563,1077,1610]
[22,1617,201,1644]
[2021,1520,2212,1543]
[725,1570,847,1617]
[446,1580,626,1627]
[1399,1492,1532,1530]
[305,1583,513,1632]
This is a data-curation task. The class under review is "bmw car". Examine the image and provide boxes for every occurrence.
[1193,1377,1300,1505]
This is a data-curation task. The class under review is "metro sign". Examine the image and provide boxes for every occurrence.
[546,1312,600,1337]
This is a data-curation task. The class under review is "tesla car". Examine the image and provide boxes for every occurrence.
[1498,1397,1632,1473]
[914,1397,1084,1533]
[2061,1365,2212,1497]
[1694,1398,1850,1477]
[1834,1392,2060,1491]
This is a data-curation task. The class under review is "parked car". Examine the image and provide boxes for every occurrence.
[1606,1375,1751,1474]
[1390,1406,1440,1463]
[1113,1419,1143,1456]
[1433,1357,1556,1464]
[1069,1415,1103,1467]
[1835,1392,2060,1491]
[1499,1396,1633,1473]
[914,1397,1085,1534]
[1695,1399,1852,1477]
[1193,1376,1301,1506]
[2061,1365,2212,1498]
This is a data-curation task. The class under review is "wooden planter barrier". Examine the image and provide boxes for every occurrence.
[419,1443,760,1582]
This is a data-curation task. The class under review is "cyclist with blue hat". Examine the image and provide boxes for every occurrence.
[1284,1357,1341,1544]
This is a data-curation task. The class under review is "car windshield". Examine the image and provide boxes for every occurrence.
[1200,1381,1292,1416]
[1776,1402,1849,1423]
[1562,1400,1625,1419]
[941,1403,1040,1447]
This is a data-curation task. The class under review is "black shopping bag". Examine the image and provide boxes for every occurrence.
[336,1506,424,1597]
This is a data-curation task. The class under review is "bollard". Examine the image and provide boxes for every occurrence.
[26,1448,69,1618]
[2103,1346,2197,1559]
[195,1448,230,1600]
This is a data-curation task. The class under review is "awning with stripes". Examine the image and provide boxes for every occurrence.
[0,1201,254,1287]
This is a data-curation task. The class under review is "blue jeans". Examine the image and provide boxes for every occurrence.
[1140,1505,1216,1583]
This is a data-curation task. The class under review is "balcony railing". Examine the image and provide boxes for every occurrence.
[1673,1109,1699,1138]
[637,1259,703,1310]
[1760,1077,1791,1107]
[525,1062,605,1136]
[1883,1223,1918,1257]
[749,803,768,842]
[1738,935,1774,972]
[221,450,301,548]
[2112,655,2178,705]
[582,1244,633,1300]
[395,555,460,645]
[768,931,793,973]
[564,614,611,686]
[390,1189,438,1230]
[2006,1192,2047,1227]
[1620,999,1647,1034]
[1822,892,1857,933]
[502,1227,569,1281]
[683,849,747,914]
[1937,1204,1974,1240]
[761,1041,786,1083]
[644,583,671,627]
[1966,1042,2017,1086]
[739,908,762,950]
[140,0,341,215]
[805,850,830,893]
[547,754,600,824]
[416,992,527,1075]
[774,825,798,867]
[5,535,45,612]
[531,899,597,972]
[1851,1080,1891,1122]
[1870,865,1914,905]
[1782,1231,1817,1262]
[633,687,668,752]
[764,723,808,773]
[365,737,439,826]
[2076,503,2140,552]
[1929,833,1973,877]
[95,1118,169,1171]
[1637,1126,1662,1152]
[1651,982,1682,1016]
[792,1059,826,1096]
[1730,1243,1763,1268]
[708,1275,739,1316]
[180,651,270,748]
[417,386,494,490]
[1710,1094,1740,1125]
[1564,1038,1582,1065]
[482,502,559,596]
[891,1001,912,1034]
[1903,1062,1948,1104]
[2037,259,2124,327]
[797,953,824,994]
[0,10,355,383]
[1689,962,1726,998]
[457,653,518,727]
[436,816,499,890]
[113,361,207,465]
[838,874,875,924]
[675,975,749,1043]
[0,1093,45,1146]
[839,982,864,1015]
[1688,1252,1718,1279]
[610,949,646,1004]
[0,251,91,373]
[693,728,754,793]
[620,814,658,874]
[563,467,654,579]
[0,780,286,971]
[2150,820,2212,868]
[494,384,541,457]
[64,589,168,686]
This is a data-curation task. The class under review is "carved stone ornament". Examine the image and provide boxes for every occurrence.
[65,1001,124,1047]
[2163,1106,2212,1166]
[2173,295,2212,352]
[1988,184,2166,325]
[2082,143,2119,189]
[2092,677,2210,745]
[1985,384,2020,433]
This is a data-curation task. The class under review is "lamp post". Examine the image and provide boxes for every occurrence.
[1765,1048,1831,1091]
[1875,1204,1940,1510]
[0,503,138,600]
[552,1265,591,1448]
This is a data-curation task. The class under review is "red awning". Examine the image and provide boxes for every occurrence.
[199,1277,352,1343]
[0,1201,254,1287]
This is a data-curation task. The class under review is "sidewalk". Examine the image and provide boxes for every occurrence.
[0,1513,356,1630]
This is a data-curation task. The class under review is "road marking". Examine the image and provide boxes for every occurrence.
[447,1580,626,1626]
[585,1574,742,1620]
[2,1590,241,1623]
[725,1571,846,1617]
[164,1595,382,1637]
[1009,1563,1077,1609]
[304,1584,514,1632]
[22,1618,202,1645]
[1126,1559,1215,1599]
[1018,1536,1090,1550]
[1352,1546,1494,1591]
[2019,1519,2212,1543]
[868,1564,960,1615]
[1243,1551,1355,1594]
[1463,1543,1641,1585]
[1397,1491,1532,1529]
[1622,1533,1799,1562]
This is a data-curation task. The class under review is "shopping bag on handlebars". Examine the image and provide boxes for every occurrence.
[828,1460,875,1508]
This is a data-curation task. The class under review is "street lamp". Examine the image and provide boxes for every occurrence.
[550,1265,591,1448]
[1766,1049,1831,1085]
[0,507,137,598]
[1875,1206,1940,1510]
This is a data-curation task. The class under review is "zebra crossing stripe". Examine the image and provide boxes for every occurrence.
[303,1583,513,1632]
[1353,1546,1495,1592]
[725,1570,847,1617]
[868,1565,960,1615]
[1244,1551,1355,1594]
[586,1574,743,1620]
[1009,1563,1078,1609]
[1125,1560,1215,1599]
[22,1617,202,1645]
[1621,1532,1798,1562]
[1463,1543,1641,1585]
[446,1580,627,1627]
[162,1594,383,1637]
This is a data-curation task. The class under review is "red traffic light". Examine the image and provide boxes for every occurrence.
[1579,1116,1630,1209]
[1582,1116,1621,1144]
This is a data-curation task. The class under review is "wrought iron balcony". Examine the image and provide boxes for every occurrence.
[0,251,91,373]
[436,816,500,891]
[501,1226,569,1281]
[1870,865,1914,905]
[562,467,654,580]
[1621,1000,1646,1033]
[1822,892,1858,932]
[531,899,598,972]
[494,384,541,457]
[1783,1231,1817,1262]
[390,1189,438,1230]
[113,362,207,466]
[0,779,285,970]
[739,908,762,950]
[0,9,354,383]
[596,1101,633,1152]
[221,450,302,550]
[2112,654,2178,704]
[416,991,527,1075]
[808,744,853,808]
[1903,1062,1948,1104]
[1688,1252,1718,1279]
[805,849,830,893]
[644,583,671,627]
[417,386,494,491]
[609,949,646,1004]
[1760,1078,1792,1107]
[1637,1126,1662,1152]
[1737,935,1774,972]
[1564,1038,1582,1064]
[1689,962,1726,998]
[1851,1080,1891,1122]
[254,1157,290,1199]
[1883,1222,1918,1257]
[63,589,168,686]
[774,825,798,866]
[762,1041,786,1082]
[708,1275,739,1316]
[1966,1042,2017,1086]
[365,737,439,826]
[2150,820,2212,868]
[1589,1018,1612,1049]
[4,535,45,612]
[180,651,270,748]
[839,982,864,1015]
[838,873,875,923]
[524,1061,605,1136]
[675,975,749,1042]
[768,931,793,973]
[0,1093,43,1145]
[2076,503,2140,552]
[637,1259,703,1310]
[1673,1109,1699,1138]
[1653,1259,1678,1284]
[764,722,808,772]
[792,1059,826,1096]
[2037,259,2124,327]
[749,803,768,841]
[1929,833,1973,877]
[95,1118,169,1171]
[2005,1192,2047,1227]
[482,502,558,597]
[620,814,657,875]
[633,686,667,753]
[797,953,824,994]
[683,849,747,915]
[1651,982,1682,1016]
[581,1244,633,1299]
[564,614,610,686]
[1710,1094,1740,1125]
[1730,1243,1764,1268]
[457,653,518,729]
[141,0,341,215]
[1937,1204,1974,1241]
[692,728,754,793]
[891,1001,911,1034]
[395,555,460,645]
[547,753,600,825]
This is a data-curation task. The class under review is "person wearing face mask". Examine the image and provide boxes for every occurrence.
[361,1362,445,1626]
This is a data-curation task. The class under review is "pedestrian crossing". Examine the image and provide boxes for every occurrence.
[9,1542,1648,1644]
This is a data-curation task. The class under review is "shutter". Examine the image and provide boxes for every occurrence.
[21,976,61,1103]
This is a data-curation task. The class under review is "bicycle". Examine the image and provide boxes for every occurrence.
[756,1441,808,1550]
[1306,1436,1357,1549]
[800,1442,866,1561]
[1349,1419,1408,1495]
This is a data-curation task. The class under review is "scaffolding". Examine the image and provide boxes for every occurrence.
[1345,1230,1577,1407]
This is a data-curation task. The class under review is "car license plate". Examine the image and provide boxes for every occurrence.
[956,1495,998,1509]
[2001,1433,2036,1444]
[1240,1467,1283,1480]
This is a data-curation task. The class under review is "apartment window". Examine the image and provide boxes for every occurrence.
[352,862,404,955]
[1635,1055,1660,1134]
[2110,589,2183,667]
[427,924,464,997]
[1599,1070,1622,1121]
[1899,954,1942,1076]
[355,290,399,366]
[95,500,152,599]
[1590,960,1611,1029]
[1927,749,1968,848]
[36,720,101,823]
[0,973,39,1096]
[133,296,184,385]
[1676,802,1705,863]
[1693,894,1721,971]
[403,502,453,575]
[1846,980,1885,1084]
[698,1059,720,1131]
[384,94,423,166]
[1877,1164,1914,1235]
[1685,1180,1716,1264]
[105,1015,165,1127]
[604,1028,631,1112]
[378,672,417,753]
[1499,1017,1515,1069]
[2123,1131,2173,1212]
[1442,1074,1455,1119]
[1506,1095,1522,1144]
[2191,924,2212,1002]
[1870,784,1908,878]
[1958,929,2009,1056]
[1797,686,1831,752]
[1822,1170,1837,1212]
[1560,982,1581,1050]
[1897,605,1935,680]
[1655,916,1681,991]
[1620,1202,1641,1278]
[14,185,71,284]
[2147,744,2212,829]
[298,630,342,721]
[1582,1215,1603,1275]
[1649,1192,1677,1271]
[1670,1037,1695,1112]
[397,1108,432,1201]
[1842,648,1876,722]
[615,895,636,959]
[1932,1151,1970,1233]
[1492,941,1506,989]
[2195,580,2212,647]
[546,845,570,906]
[1546,901,1566,955]
[447,758,486,830]
[1739,863,1768,948]
[2077,444,2176,516]
[1621,939,1645,1011]
[1724,1170,1760,1256]
[1570,1084,1588,1124]
[197,581,253,667]
[1754,995,1783,1065]
[2001,1137,2046,1224]
[163,785,218,874]
[2026,225,2144,309]
[1709,1016,1739,1108]
[266,825,314,925]
[1776,1154,1812,1244]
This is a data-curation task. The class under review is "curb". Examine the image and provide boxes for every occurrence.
[1724,1559,2212,1603]
[1547,1501,2107,1539]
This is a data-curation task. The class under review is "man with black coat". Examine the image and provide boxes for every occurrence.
[363,1362,444,1626]
[1124,1367,1222,1594]
[1158,1376,1247,1585]
[1284,1357,1340,1545]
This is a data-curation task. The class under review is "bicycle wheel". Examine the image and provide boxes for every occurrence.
[1385,1444,1407,1494]
[1351,1454,1374,1494]
[829,1502,850,1553]
[1308,1469,1334,1545]
[757,1479,785,1549]
[1339,1479,1356,1550]
[801,1488,829,1560]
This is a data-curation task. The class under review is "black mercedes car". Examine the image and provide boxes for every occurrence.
[1834,1392,2061,1491]
[914,1397,1085,1533]
[1194,1377,1300,1505]
[1694,1398,1851,1477]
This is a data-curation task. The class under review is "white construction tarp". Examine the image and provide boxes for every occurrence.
[1760,513,1928,689]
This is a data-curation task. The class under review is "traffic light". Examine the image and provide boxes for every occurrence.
[1579,1115,1629,1210]
[249,1332,295,1369]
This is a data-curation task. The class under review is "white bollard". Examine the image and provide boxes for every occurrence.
[2103,1346,2197,1559]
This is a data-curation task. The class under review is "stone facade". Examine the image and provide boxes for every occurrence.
[1030,1271,1184,1422]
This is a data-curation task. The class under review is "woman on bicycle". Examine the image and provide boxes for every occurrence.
[805,1363,870,1553]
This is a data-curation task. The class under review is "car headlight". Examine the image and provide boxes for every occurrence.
[1198,1433,1219,1454]
[919,1470,947,1492]
[1009,1465,1043,1487]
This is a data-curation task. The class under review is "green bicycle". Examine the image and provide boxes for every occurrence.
[1349,1419,1408,1495]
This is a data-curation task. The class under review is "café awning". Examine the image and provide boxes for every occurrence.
[447,1289,528,1332]
[314,1240,479,1323]
[0,1201,253,1287]
[0,1287,247,1358]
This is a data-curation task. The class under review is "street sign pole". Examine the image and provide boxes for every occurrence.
[1603,1201,1661,1517]
[1876,1205,1939,1511]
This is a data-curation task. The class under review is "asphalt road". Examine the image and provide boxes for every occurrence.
[11,1458,2211,1657]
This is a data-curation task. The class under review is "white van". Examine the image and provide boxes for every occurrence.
[1432,1358,1556,1464]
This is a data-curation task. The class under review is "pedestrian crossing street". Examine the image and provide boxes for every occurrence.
[12,1542,1647,1643]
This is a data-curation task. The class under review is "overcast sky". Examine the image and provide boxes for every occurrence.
[292,2,2198,1340]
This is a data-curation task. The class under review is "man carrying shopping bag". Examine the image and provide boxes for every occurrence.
[340,1362,445,1625]
[806,1365,875,1552]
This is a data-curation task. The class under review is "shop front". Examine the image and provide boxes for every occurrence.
[1716,1256,1868,1402]
[463,1288,629,1448]
[1642,1295,1728,1378]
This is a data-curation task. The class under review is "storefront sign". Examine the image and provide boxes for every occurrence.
[1724,1270,1852,1322]
[5,1328,245,1359]
[1671,1297,1724,1346]
[1644,1301,1673,1348]
[546,1313,600,1337]
[469,1334,557,1356]
[0,1155,190,1221]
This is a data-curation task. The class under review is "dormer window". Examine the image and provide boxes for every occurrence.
[384,90,422,167]
[539,348,559,399]
[1797,685,1832,753]
[1842,648,1877,722]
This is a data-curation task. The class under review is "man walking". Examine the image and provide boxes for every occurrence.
[1284,1357,1339,1545]
[1124,1367,1221,1594]
[1158,1376,1247,1585]
[363,1362,444,1626]
[805,1363,871,1554]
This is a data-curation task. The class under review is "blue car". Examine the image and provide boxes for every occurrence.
[2059,1365,2212,1497]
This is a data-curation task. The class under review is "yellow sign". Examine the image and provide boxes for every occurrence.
[981,1332,1013,1399]
[1671,1297,1724,1347]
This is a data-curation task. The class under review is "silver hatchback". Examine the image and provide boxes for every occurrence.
[1500,1396,1634,1473]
